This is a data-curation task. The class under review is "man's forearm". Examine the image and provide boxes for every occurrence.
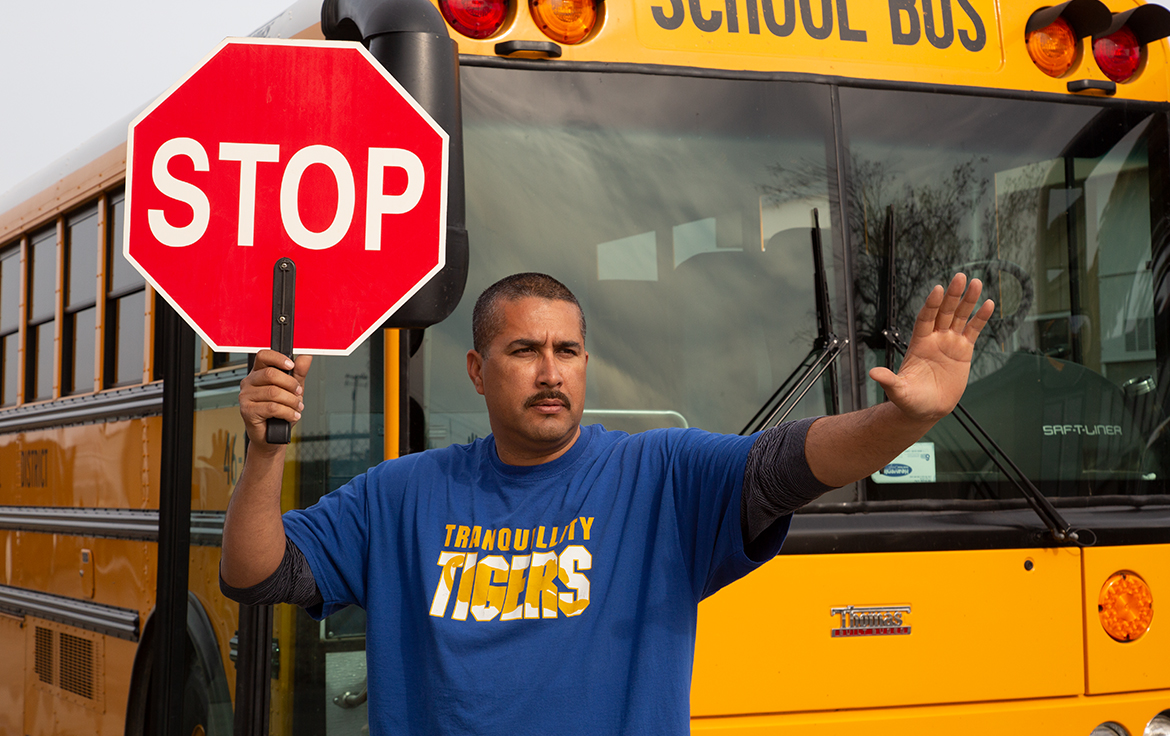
[221,446,289,588]
[804,402,936,488]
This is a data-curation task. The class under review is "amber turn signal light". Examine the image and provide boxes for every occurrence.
[1027,18,1080,77]
[1098,571,1154,642]
[530,0,599,44]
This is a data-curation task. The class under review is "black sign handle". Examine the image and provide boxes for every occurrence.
[266,257,296,445]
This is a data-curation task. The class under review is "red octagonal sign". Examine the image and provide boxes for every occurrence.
[125,38,448,355]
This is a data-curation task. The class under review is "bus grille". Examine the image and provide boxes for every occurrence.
[32,623,101,706]
[59,633,95,699]
[34,626,53,684]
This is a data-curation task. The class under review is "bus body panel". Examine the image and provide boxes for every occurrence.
[2,0,1169,733]
[691,689,1170,734]
[1,532,155,617]
[21,617,136,736]
[0,417,158,510]
[440,0,1170,103]
[692,547,1085,714]
[0,612,25,733]
[1083,543,1170,695]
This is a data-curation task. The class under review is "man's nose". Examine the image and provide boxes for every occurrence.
[536,351,563,387]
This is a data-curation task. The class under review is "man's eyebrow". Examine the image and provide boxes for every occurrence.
[503,338,583,350]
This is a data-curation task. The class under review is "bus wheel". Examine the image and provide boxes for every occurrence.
[182,637,213,736]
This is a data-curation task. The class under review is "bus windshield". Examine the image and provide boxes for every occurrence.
[420,65,1168,502]
[836,88,1167,500]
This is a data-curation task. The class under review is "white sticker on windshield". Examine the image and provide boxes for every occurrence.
[871,442,936,484]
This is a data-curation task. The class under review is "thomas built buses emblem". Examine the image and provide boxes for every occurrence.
[830,605,912,638]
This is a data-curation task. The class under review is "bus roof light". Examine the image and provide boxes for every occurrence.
[440,0,509,39]
[1094,26,1141,83]
[1025,0,1111,39]
[530,0,599,44]
[1028,18,1080,77]
[1025,0,1111,78]
[1100,6,1170,46]
[1092,6,1170,83]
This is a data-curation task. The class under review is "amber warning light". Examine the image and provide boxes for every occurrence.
[1098,571,1154,643]
[530,0,599,44]
[1025,0,1110,78]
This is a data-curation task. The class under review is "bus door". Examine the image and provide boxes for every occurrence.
[208,332,390,734]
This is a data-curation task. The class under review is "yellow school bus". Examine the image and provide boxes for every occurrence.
[1,0,1169,734]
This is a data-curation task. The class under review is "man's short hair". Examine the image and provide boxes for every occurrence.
[472,273,586,355]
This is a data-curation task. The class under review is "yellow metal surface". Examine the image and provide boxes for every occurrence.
[692,689,1170,735]
[189,545,239,703]
[0,613,25,734]
[192,402,245,512]
[1,531,155,620]
[269,602,298,735]
[434,0,1170,103]
[1083,543,1170,695]
[0,416,160,509]
[20,616,136,736]
[385,329,400,461]
[692,546,1084,715]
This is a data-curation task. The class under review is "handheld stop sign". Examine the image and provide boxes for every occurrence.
[124,38,450,441]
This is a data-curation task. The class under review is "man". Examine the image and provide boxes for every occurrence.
[222,271,993,734]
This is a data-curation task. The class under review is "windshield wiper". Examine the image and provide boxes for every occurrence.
[740,209,846,434]
[878,206,1088,546]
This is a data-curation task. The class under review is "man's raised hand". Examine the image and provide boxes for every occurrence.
[868,274,995,424]
[239,349,313,449]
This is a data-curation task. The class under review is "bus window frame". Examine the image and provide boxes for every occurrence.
[62,202,101,397]
[0,241,22,406]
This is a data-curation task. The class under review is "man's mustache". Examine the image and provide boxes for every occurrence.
[525,390,571,410]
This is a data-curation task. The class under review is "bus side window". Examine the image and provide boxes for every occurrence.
[27,226,57,402]
[105,191,147,387]
[0,245,18,406]
[65,204,99,395]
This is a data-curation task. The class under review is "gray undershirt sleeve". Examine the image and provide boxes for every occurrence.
[220,536,324,609]
[741,417,836,545]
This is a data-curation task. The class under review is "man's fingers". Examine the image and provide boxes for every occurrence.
[249,400,303,424]
[292,355,313,382]
[245,365,302,394]
[963,298,996,342]
[949,278,984,331]
[932,273,968,332]
[911,285,946,342]
[869,365,898,390]
[254,348,295,372]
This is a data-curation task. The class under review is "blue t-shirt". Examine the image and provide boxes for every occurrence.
[283,424,791,735]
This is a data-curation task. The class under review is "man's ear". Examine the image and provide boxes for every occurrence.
[467,350,486,396]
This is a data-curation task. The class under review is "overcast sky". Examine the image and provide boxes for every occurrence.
[0,0,295,200]
[3,0,1170,201]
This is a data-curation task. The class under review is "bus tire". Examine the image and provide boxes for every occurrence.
[124,595,233,736]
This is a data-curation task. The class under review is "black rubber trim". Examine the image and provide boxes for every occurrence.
[457,54,1170,110]
[495,40,563,58]
[781,503,1170,554]
[1068,79,1117,95]
[0,584,139,641]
